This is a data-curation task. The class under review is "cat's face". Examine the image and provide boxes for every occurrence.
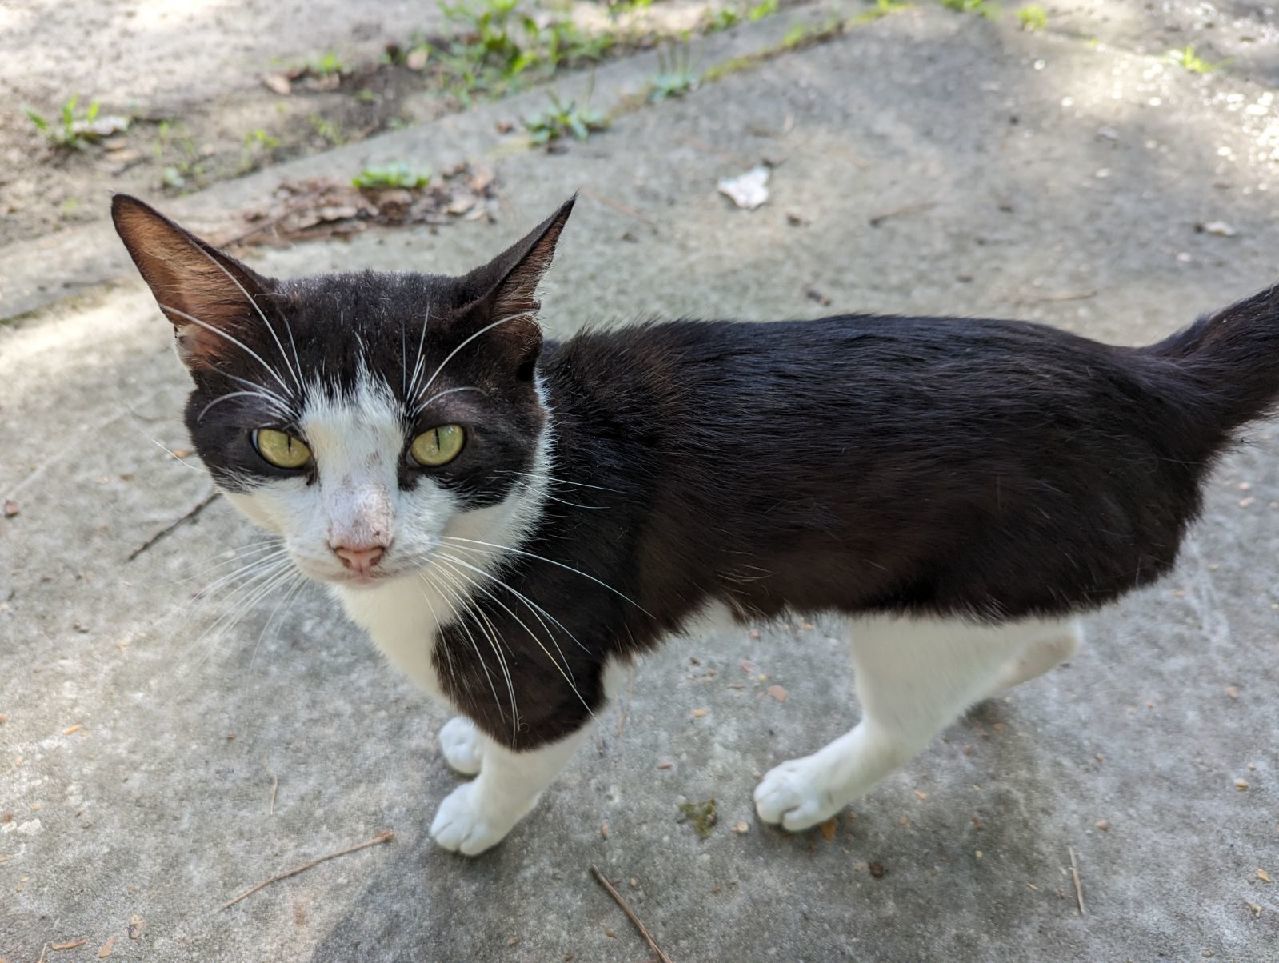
[112,195,572,588]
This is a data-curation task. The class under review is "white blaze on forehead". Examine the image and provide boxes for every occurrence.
[301,371,403,547]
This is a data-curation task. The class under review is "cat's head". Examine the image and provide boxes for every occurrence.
[112,193,573,588]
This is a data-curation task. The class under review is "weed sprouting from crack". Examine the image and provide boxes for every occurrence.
[524,91,608,146]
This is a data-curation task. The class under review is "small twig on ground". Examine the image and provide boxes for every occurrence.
[1068,846,1086,916]
[217,214,292,250]
[269,773,279,815]
[579,188,659,231]
[867,201,936,228]
[222,829,394,910]
[1010,290,1098,306]
[590,865,674,963]
[126,490,219,561]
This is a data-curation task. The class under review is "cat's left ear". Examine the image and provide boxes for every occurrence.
[455,195,575,377]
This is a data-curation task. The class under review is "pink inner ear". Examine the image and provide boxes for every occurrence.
[113,199,267,369]
[171,315,237,366]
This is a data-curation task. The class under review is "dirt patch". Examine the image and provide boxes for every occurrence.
[224,163,499,248]
[1,59,450,248]
[0,0,740,250]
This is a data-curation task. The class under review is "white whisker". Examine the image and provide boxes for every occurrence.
[420,567,513,729]
[494,469,623,495]
[433,547,591,655]
[158,302,295,399]
[183,236,304,394]
[413,385,486,416]
[248,572,307,672]
[223,373,294,415]
[415,573,458,690]
[406,304,434,401]
[435,554,594,717]
[418,317,522,399]
[198,390,283,422]
[147,437,203,473]
[431,563,521,740]
[441,535,652,617]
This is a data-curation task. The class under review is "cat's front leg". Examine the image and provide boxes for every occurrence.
[430,721,593,855]
[438,716,485,775]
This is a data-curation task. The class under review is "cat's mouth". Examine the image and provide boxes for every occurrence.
[293,559,398,588]
[328,571,389,588]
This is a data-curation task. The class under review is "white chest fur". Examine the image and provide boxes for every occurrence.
[337,577,447,699]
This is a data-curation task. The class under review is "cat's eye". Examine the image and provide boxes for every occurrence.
[252,428,312,470]
[409,425,465,467]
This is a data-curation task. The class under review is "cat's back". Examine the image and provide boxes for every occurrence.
[547,313,1127,427]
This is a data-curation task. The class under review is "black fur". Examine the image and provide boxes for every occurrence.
[111,193,1279,751]
[442,300,1279,746]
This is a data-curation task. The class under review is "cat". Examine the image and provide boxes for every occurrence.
[112,192,1279,855]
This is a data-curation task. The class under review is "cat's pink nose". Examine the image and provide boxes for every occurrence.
[332,543,385,574]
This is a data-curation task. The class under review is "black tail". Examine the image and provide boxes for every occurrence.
[1147,282,1279,433]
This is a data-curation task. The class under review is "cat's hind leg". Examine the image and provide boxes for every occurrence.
[991,618,1082,691]
[755,615,1074,831]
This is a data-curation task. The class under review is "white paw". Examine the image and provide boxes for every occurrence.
[439,716,484,775]
[754,757,840,831]
[429,782,514,855]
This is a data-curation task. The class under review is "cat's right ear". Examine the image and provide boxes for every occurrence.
[111,194,276,372]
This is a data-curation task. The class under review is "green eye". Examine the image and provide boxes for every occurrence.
[252,428,312,469]
[410,425,465,467]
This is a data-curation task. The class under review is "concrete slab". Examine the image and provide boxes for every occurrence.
[2,5,1278,961]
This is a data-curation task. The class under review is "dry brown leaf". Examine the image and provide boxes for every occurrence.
[230,165,498,249]
[1235,778,1250,791]
[262,74,291,95]
[1226,685,1240,700]
[98,936,115,958]
[599,821,609,839]
[868,862,886,879]
[63,724,83,736]
[2,500,17,518]
[819,818,837,842]
[1258,868,1273,883]
[732,820,749,834]
[1095,819,1111,832]
[913,789,928,801]
[766,685,788,703]
[1246,900,1262,917]
[50,941,87,951]
[656,760,673,770]
[691,707,709,719]
[127,915,146,939]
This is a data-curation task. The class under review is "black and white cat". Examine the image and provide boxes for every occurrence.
[112,193,1279,855]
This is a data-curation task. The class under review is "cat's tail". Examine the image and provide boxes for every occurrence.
[1145,281,1279,435]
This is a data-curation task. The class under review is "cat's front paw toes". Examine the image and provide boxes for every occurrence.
[430,783,513,855]
[754,758,838,831]
[439,716,484,775]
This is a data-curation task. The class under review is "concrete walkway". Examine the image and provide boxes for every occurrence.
[2,5,1277,961]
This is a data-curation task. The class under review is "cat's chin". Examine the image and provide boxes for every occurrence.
[299,567,398,589]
